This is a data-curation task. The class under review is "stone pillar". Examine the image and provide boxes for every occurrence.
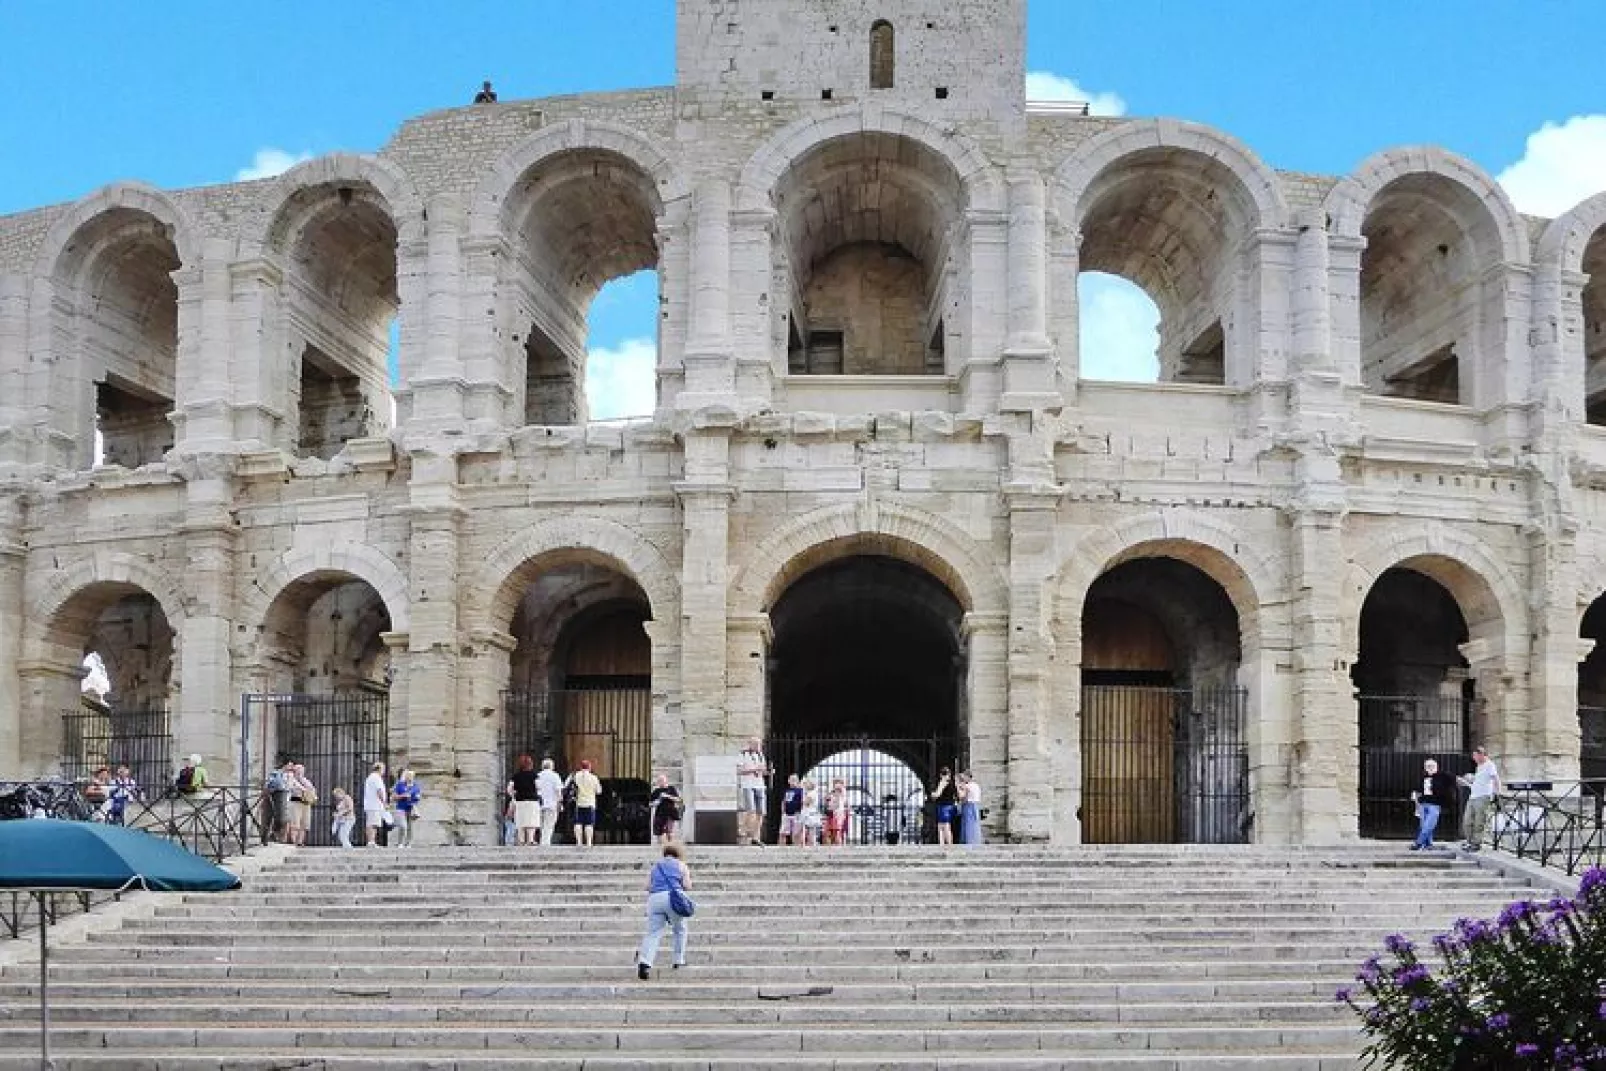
[677,464,734,765]
[1525,525,1583,781]
[404,458,467,839]
[456,235,510,430]
[460,627,516,846]
[0,494,25,771]
[1326,234,1367,389]
[0,275,32,470]
[679,180,735,409]
[1000,171,1057,412]
[644,618,686,784]
[962,611,1009,840]
[1003,488,1056,841]
[17,663,83,777]
[1286,508,1353,843]
[175,462,239,779]
[1462,640,1528,779]
[380,630,412,762]
[172,238,236,452]
[403,194,467,432]
[960,210,1009,412]
[226,259,287,450]
[1236,229,1296,388]
[729,207,776,409]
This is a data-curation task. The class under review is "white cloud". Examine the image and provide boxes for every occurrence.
[1078,272,1159,382]
[1497,115,1606,218]
[586,338,657,420]
[1025,71,1126,118]
[235,147,313,182]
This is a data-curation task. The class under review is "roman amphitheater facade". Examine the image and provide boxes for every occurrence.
[1,0,1604,846]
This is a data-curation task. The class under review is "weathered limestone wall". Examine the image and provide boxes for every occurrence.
[0,0,1604,849]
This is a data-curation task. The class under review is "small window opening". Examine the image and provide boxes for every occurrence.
[869,20,895,89]
[761,90,775,102]
[298,346,375,460]
[804,329,845,375]
[934,87,949,100]
[95,376,172,468]
[821,88,833,101]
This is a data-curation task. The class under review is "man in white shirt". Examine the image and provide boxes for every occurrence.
[536,758,563,846]
[1456,746,1501,852]
[362,761,390,847]
[736,738,771,846]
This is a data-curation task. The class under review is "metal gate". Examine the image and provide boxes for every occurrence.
[1080,685,1250,844]
[1358,694,1472,839]
[500,689,652,844]
[243,692,389,847]
[765,734,968,845]
[1580,707,1606,800]
[60,703,173,792]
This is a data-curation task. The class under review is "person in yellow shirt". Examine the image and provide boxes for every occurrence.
[569,760,603,847]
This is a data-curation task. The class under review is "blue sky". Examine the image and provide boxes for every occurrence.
[4,2,1604,397]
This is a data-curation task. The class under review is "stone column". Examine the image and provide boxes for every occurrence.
[962,611,1009,840]
[1286,507,1353,842]
[1462,641,1528,780]
[1326,234,1367,389]
[173,237,236,452]
[17,663,84,777]
[226,259,287,450]
[677,465,735,765]
[679,180,735,409]
[0,275,32,470]
[0,494,25,771]
[960,210,1009,412]
[725,611,771,754]
[403,194,467,432]
[1525,525,1583,781]
[404,459,467,838]
[1000,170,1057,412]
[456,235,511,430]
[175,461,240,779]
[460,627,516,846]
[643,618,686,784]
[1003,487,1056,841]
[729,207,777,409]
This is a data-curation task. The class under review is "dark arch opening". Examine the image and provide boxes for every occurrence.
[869,20,895,89]
[1577,596,1606,786]
[1353,567,1475,838]
[1079,557,1247,844]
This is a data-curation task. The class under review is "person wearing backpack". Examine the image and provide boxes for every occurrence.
[174,754,207,796]
[635,843,693,980]
[265,760,296,843]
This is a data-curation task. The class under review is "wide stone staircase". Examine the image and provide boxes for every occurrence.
[0,844,1545,1069]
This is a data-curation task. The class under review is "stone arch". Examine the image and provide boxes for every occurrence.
[1324,147,1528,265]
[242,543,411,637]
[729,502,1008,618]
[1538,190,1606,278]
[735,105,1005,214]
[468,118,689,242]
[1052,119,1290,233]
[256,152,426,252]
[472,517,679,634]
[1342,523,1526,660]
[1052,510,1279,643]
[27,553,188,658]
[32,181,201,282]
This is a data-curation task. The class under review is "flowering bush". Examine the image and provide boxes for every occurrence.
[1339,868,1606,1069]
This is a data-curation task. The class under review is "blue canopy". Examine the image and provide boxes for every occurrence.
[0,820,241,892]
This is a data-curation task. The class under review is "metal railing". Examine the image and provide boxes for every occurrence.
[1487,781,1606,877]
[0,780,264,940]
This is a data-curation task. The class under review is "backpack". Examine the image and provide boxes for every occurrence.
[174,765,196,792]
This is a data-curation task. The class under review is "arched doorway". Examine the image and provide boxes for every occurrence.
[248,573,394,844]
[499,559,653,843]
[765,555,966,844]
[1079,557,1249,844]
[1353,567,1475,838]
[34,582,177,789]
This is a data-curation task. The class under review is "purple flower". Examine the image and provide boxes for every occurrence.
[1359,956,1382,983]
[1599,1001,1606,1021]
[1579,867,1606,899]
[1488,1012,1511,1032]
[1395,964,1430,986]
[1334,987,1353,1004]
[1498,900,1538,928]
[1384,933,1414,955]
[1409,997,1430,1013]
[1432,933,1459,954]
[1516,1042,1539,1057]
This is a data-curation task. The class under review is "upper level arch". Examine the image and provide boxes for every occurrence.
[1324,148,1528,408]
[1537,192,1606,424]
[241,542,411,639]
[32,183,199,471]
[738,107,1004,380]
[468,120,686,428]
[254,155,419,459]
[1052,121,1290,387]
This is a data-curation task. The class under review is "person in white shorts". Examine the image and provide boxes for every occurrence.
[362,761,389,848]
[536,758,564,846]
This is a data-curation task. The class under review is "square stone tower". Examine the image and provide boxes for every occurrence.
[676,0,1025,130]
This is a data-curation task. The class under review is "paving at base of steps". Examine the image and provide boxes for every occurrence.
[0,843,1550,1070]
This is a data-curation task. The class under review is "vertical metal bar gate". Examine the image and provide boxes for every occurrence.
[764,735,969,845]
[59,703,173,794]
[1357,694,1473,839]
[1080,685,1250,845]
[500,689,652,844]
[244,692,389,847]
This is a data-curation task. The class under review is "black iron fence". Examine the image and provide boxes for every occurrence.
[500,689,652,844]
[59,704,173,793]
[1080,685,1250,845]
[243,692,389,847]
[1358,694,1473,839]
[765,735,968,845]
[1488,781,1606,877]
[1581,707,1606,790]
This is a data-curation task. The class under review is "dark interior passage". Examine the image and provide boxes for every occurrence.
[769,555,964,740]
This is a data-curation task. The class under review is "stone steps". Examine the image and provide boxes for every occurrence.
[0,844,1537,1069]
